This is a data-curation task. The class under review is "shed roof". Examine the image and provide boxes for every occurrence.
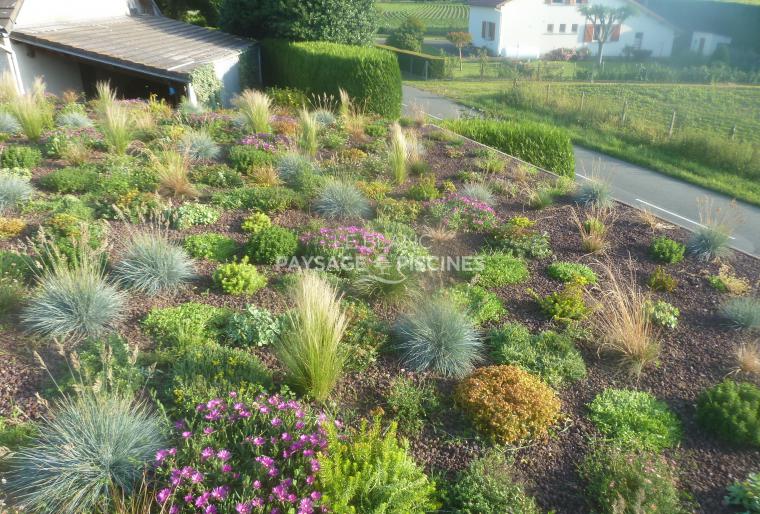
[0,0,23,34]
[11,14,253,81]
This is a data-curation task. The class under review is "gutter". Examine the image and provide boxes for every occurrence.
[0,32,25,95]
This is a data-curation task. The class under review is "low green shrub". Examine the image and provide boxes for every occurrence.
[260,40,402,117]
[547,261,597,284]
[725,472,760,514]
[697,379,760,447]
[142,302,230,348]
[189,163,243,188]
[588,388,682,451]
[444,118,575,177]
[318,418,439,513]
[245,225,298,265]
[376,197,421,224]
[386,376,439,435]
[445,283,506,326]
[182,233,239,261]
[407,175,440,201]
[464,252,529,288]
[647,266,678,293]
[646,299,680,329]
[650,236,685,264]
[168,202,220,230]
[212,186,299,213]
[241,211,272,234]
[534,280,588,321]
[212,257,267,295]
[489,322,587,388]
[1,145,42,169]
[580,445,687,514]
[64,336,148,396]
[221,305,281,347]
[0,250,33,281]
[342,299,388,372]
[449,451,542,514]
[228,145,277,171]
[39,166,99,193]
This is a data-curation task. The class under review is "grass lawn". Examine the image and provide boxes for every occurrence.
[377,2,468,35]
[413,79,760,205]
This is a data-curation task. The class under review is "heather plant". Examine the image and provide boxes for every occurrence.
[547,261,597,284]
[650,236,685,264]
[394,298,482,378]
[646,300,680,329]
[376,197,421,224]
[688,197,741,262]
[190,164,243,188]
[534,279,589,322]
[4,392,165,513]
[212,186,299,213]
[455,365,560,444]
[245,225,298,265]
[213,257,267,295]
[154,393,327,513]
[588,263,659,377]
[0,145,41,168]
[580,445,686,514]
[298,108,319,157]
[588,388,682,451]
[647,266,678,292]
[445,283,506,326]
[169,202,220,229]
[489,322,587,387]
[0,172,34,213]
[388,122,408,185]
[449,451,542,514]
[229,144,277,172]
[275,272,348,401]
[0,215,25,239]
[183,233,239,261]
[385,376,439,435]
[720,297,760,332]
[113,230,195,296]
[697,379,760,447]
[222,305,281,348]
[314,180,371,219]
[318,418,439,513]
[233,89,272,133]
[22,239,125,342]
[725,472,760,513]
[241,211,272,234]
[178,129,220,161]
[39,165,99,193]
[463,252,529,288]
[427,193,499,232]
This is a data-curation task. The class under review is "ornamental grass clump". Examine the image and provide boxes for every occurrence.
[735,342,760,376]
[4,392,165,514]
[275,272,348,402]
[298,108,319,157]
[233,89,272,133]
[720,297,760,332]
[460,182,496,206]
[113,230,195,296]
[455,365,560,444]
[318,418,439,514]
[7,78,53,142]
[154,393,329,513]
[149,149,198,199]
[588,262,659,378]
[314,180,371,220]
[388,122,408,185]
[688,197,742,262]
[394,298,482,378]
[178,129,220,162]
[0,171,33,213]
[99,101,134,155]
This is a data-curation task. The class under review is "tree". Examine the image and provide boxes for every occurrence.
[219,0,378,46]
[578,4,636,66]
[446,31,472,71]
[387,15,425,52]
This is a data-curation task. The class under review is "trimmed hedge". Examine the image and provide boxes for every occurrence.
[443,119,575,177]
[376,44,445,80]
[260,40,401,117]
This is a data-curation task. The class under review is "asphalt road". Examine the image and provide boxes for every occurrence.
[403,84,760,257]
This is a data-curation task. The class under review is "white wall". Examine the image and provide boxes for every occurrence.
[213,54,242,107]
[10,40,82,95]
[690,31,731,57]
[469,6,502,55]
[15,0,133,27]
[471,0,675,59]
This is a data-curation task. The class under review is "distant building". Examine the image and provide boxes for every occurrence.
[0,0,255,104]
[468,0,677,59]
[690,31,731,57]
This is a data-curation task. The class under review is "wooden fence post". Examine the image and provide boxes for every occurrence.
[668,110,676,138]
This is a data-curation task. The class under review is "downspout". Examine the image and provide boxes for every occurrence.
[0,33,24,95]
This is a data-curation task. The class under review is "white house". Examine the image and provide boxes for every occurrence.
[690,31,731,57]
[0,0,256,105]
[468,0,677,60]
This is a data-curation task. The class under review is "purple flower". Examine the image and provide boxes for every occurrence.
[156,488,172,504]
[216,449,232,461]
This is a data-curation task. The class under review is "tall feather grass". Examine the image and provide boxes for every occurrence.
[389,122,408,185]
[4,392,165,513]
[275,271,348,402]
[234,89,271,133]
[339,88,366,139]
[147,148,198,199]
[298,108,319,157]
[7,78,52,142]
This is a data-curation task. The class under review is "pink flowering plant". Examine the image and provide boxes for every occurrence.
[427,194,499,232]
[154,392,330,514]
[299,226,391,270]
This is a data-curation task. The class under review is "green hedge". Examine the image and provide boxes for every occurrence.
[375,44,445,80]
[260,40,401,117]
[443,119,575,177]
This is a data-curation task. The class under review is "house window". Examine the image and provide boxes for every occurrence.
[482,21,496,41]
[634,32,644,49]
[552,0,565,4]
[559,24,566,33]
[547,24,554,33]
[571,23,578,33]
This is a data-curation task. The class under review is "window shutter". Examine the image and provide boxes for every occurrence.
[584,24,593,42]
[611,24,621,42]
[482,21,487,38]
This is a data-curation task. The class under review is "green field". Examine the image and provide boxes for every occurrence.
[378,2,468,35]
[415,79,760,204]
